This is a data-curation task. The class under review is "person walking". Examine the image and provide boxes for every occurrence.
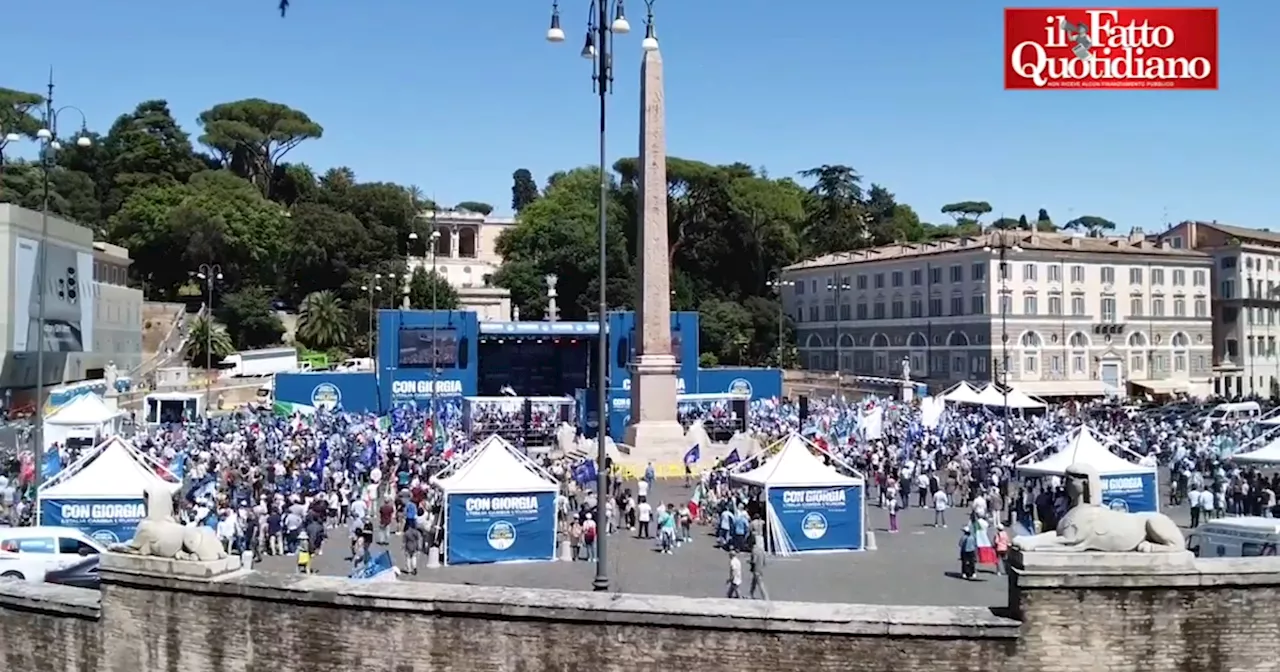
[748,536,769,600]
[958,525,978,580]
[933,487,949,528]
[403,519,422,575]
[726,550,743,598]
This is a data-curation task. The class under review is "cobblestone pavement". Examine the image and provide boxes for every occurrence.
[256,477,1204,606]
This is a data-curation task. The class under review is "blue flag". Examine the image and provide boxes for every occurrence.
[41,450,62,480]
[683,444,700,466]
[350,551,395,580]
[310,443,329,479]
[573,459,598,484]
[722,448,740,466]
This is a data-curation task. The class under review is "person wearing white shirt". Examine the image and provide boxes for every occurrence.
[636,500,653,539]
[933,488,950,528]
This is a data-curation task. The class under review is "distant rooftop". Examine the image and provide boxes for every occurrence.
[784,229,1207,272]
[419,209,516,225]
[1179,220,1280,247]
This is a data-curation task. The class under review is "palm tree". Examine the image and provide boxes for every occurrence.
[296,290,350,349]
[185,315,235,367]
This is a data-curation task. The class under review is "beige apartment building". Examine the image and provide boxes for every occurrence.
[781,229,1214,398]
[1160,220,1280,398]
[0,204,143,401]
[406,208,513,320]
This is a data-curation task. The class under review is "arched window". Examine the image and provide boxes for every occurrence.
[1171,332,1190,348]
[1069,331,1089,376]
[1068,332,1090,348]
[946,331,970,347]
[907,332,928,348]
[805,333,825,348]
[1021,331,1042,375]
[434,226,451,257]
[870,333,890,348]
[1127,332,1147,348]
[1172,331,1190,373]
[458,227,478,258]
[838,333,855,348]
[1129,331,1147,375]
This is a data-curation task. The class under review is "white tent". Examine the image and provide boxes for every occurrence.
[941,381,983,404]
[1005,387,1048,410]
[46,393,122,427]
[732,433,863,488]
[432,434,558,494]
[1016,426,1151,477]
[40,436,179,500]
[974,384,1008,407]
[1232,436,1280,464]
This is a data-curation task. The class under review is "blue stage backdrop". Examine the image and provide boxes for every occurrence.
[445,491,557,565]
[1100,472,1159,513]
[767,486,864,552]
[378,309,478,410]
[696,368,783,400]
[275,372,380,414]
[40,498,148,545]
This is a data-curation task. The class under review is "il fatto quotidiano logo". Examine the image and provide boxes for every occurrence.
[1004,8,1219,90]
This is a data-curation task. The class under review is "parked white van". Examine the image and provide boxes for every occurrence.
[1185,517,1280,558]
[0,527,106,582]
[1203,401,1262,426]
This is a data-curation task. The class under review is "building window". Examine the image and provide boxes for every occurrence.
[1101,267,1115,284]
[1173,269,1185,286]
[1131,354,1144,373]
[1070,265,1085,283]
[1221,280,1235,299]
[856,303,868,320]
[891,271,904,287]
[950,265,963,283]
[1049,265,1061,283]
[809,306,819,322]
[1130,268,1143,284]
[1051,355,1063,374]
[874,273,885,289]
[1036,294,1055,316]
[1193,270,1206,286]
[891,301,904,319]
[1173,298,1186,317]
[1023,263,1037,281]
[1071,295,1086,316]
[1152,269,1165,285]
[874,302,886,319]
[1023,294,1039,315]
[930,267,942,284]
[1171,236,1184,249]
[1102,297,1116,322]
[1194,298,1207,318]
[951,296,965,315]
[839,304,852,320]
[910,299,923,318]
[1152,298,1165,317]
[929,298,943,316]
[1221,256,1237,269]
[1072,354,1085,374]
[825,305,836,321]
[972,263,986,281]
[970,294,986,314]
[1130,297,1144,317]
[999,294,1013,316]
[911,269,923,286]
[856,275,867,290]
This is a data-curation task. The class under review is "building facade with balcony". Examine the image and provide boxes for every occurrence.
[781,229,1214,398]
[1160,220,1280,398]
[405,209,513,321]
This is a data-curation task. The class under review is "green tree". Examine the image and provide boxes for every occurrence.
[407,267,461,310]
[698,298,753,365]
[990,216,1021,230]
[296,290,350,349]
[940,201,993,230]
[215,285,285,349]
[185,314,235,366]
[1064,215,1118,236]
[799,164,866,256]
[511,168,540,213]
[278,202,374,303]
[0,87,43,140]
[454,201,493,215]
[197,99,323,195]
[1018,214,1031,230]
[493,166,631,320]
[95,100,208,220]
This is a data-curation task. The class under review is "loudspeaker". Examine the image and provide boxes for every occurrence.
[730,398,747,432]
[559,403,572,424]
[522,398,533,438]
[799,395,810,423]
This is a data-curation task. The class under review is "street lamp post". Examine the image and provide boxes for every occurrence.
[766,272,795,366]
[33,72,92,490]
[827,275,851,398]
[196,264,223,413]
[359,274,384,358]
[984,231,1022,448]
[546,0,645,593]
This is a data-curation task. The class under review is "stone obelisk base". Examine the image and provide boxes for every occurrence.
[623,355,687,464]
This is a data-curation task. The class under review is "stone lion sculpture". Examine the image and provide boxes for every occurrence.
[109,484,228,562]
[1013,462,1184,553]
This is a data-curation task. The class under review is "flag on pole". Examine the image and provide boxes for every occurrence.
[683,444,701,465]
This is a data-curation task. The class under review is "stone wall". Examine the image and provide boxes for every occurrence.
[0,550,1278,672]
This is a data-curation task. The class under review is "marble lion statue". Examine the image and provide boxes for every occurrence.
[1013,462,1184,553]
[109,484,228,562]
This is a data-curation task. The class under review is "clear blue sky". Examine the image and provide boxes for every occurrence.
[5,0,1273,231]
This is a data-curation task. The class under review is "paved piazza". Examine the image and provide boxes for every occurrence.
[257,478,1198,606]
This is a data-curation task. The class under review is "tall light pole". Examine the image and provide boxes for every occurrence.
[984,231,1022,448]
[427,229,442,445]
[33,71,92,490]
[196,264,223,413]
[766,272,794,366]
[827,275,851,398]
[359,274,383,358]
[546,0,644,593]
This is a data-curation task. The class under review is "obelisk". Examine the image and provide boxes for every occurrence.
[623,45,687,459]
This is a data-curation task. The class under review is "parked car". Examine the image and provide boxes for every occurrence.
[0,527,105,582]
[44,556,100,590]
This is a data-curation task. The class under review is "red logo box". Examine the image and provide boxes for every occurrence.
[1004,8,1218,90]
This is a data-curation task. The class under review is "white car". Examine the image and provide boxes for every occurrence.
[0,527,106,582]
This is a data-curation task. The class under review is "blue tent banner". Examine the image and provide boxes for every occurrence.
[445,491,556,565]
[767,486,864,552]
[40,498,146,546]
[1100,472,1159,513]
[349,550,396,580]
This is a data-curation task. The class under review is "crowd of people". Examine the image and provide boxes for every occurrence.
[1,387,1277,591]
